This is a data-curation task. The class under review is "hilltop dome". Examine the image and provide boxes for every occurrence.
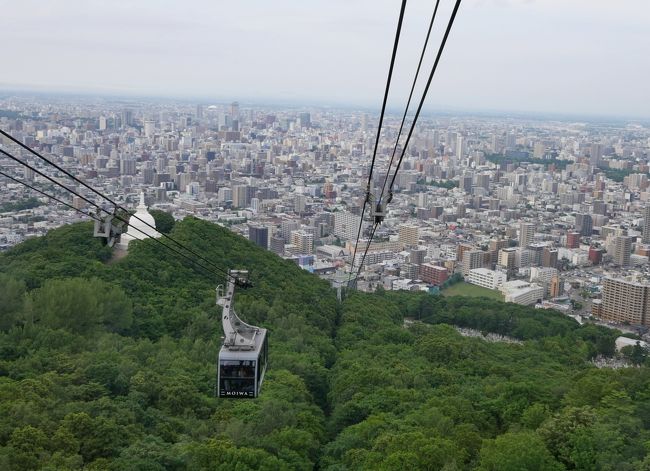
[117,192,160,250]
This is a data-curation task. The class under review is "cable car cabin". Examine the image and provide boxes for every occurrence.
[218,330,268,398]
[216,270,268,399]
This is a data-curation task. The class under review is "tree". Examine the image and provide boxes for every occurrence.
[26,278,132,335]
[478,432,564,471]
[0,274,25,330]
[621,343,647,365]
[150,210,175,234]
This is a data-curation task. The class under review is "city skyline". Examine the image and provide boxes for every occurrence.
[1,0,649,118]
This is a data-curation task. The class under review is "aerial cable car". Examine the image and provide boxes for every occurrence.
[216,269,268,398]
[363,193,387,226]
[93,208,126,247]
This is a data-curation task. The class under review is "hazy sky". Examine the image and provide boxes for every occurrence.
[1,0,649,117]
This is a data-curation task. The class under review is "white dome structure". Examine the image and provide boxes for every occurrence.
[117,192,161,250]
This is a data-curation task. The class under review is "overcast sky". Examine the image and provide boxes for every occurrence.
[1,0,649,117]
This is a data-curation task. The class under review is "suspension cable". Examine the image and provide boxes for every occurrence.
[379,0,441,203]
[0,130,239,284]
[349,0,407,285]
[0,169,102,222]
[0,148,228,281]
[386,0,463,198]
[352,221,380,287]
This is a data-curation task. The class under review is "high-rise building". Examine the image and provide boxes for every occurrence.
[460,174,473,193]
[231,185,249,208]
[612,236,633,266]
[643,206,650,244]
[248,225,268,249]
[290,230,314,255]
[590,143,603,166]
[601,278,650,326]
[519,222,535,248]
[230,101,240,120]
[549,275,563,298]
[462,250,486,276]
[409,247,426,265]
[575,213,593,237]
[281,220,300,242]
[589,246,604,265]
[399,225,419,248]
[456,135,466,160]
[270,235,285,255]
[121,109,134,127]
[298,112,311,128]
[488,239,509,268]
[456,203,466,218]
[119,158,136,176]
[334,212,364,241]
[593,200,607,216]
[566,231,581,249]
[497,247,517,278]
[144,120,155,137]
[420,263,448,286]
[294,195,307,214]
[476,173,490,191]
[542,247,558,268]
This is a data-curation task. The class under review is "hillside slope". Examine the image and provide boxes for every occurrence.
[0,219,337,470]
[1,219,650,470]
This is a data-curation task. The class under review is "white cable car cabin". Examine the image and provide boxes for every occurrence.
[216,270,268,399]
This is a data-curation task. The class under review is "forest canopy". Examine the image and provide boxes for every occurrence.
[1,219,649,470]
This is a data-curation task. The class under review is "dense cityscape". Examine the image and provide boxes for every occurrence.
[2,94,650,338]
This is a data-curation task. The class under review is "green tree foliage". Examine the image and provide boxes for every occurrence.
[0,197,43,212]
[485,153,568,170]
[478,431,564,471]
[26,278,133,334]
[149,210,175,234]
[597,165,634,182]
[1,219,650,469]
[0,274,26,331]
[0,219,336,470]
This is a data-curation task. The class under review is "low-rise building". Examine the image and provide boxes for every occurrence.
[467,268,506,290]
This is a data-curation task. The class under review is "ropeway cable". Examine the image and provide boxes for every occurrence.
[348,0,408,286]
[0,148,229,281]
[0,129,241,285]
[0,169,103,222]
[379,0,441,203]
[385,0,463,201]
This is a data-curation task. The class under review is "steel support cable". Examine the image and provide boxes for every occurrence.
[0,169,103,222]
[0,129,239,284]
[379,0,441,203]
[349,0,407,285]
[386,0,462,198]
[0,148,226,281]
[352,221,380,287]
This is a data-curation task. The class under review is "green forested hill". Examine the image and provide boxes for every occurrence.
[1,219,649,470]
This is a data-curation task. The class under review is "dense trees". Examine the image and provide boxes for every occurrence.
[321,290,650,469]
[0,219,336,469]
[149,210,175,234]
[1,219,650,469]
[0,197,43,212]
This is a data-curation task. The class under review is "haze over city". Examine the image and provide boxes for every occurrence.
[3,1,650,468]
[1,0,649,117]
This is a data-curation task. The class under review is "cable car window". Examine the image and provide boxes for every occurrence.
[220,360,256,378]
[219,360,256,398]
